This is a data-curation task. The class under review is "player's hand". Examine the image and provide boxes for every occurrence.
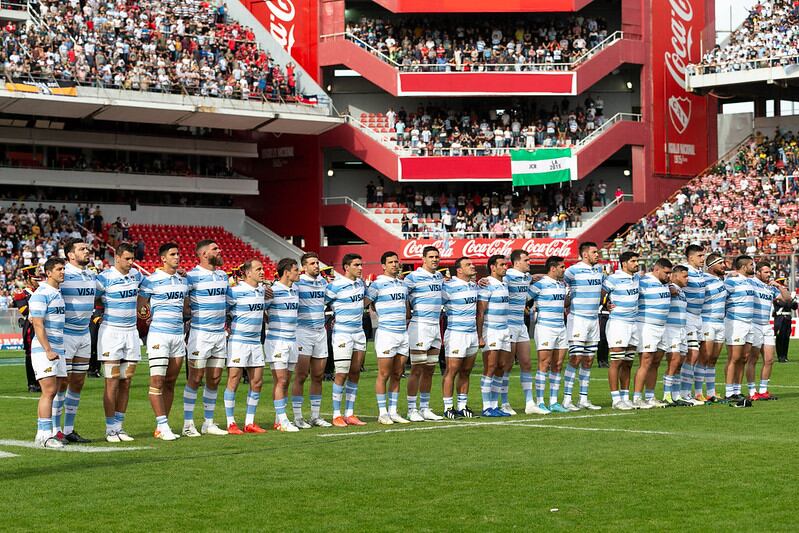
[478,277,489,287]
[669,285,679,296]
[606,303,616,311]
[264,286,274,300]
[45,349,59,361]
[531,273,544,282]
[769,280,783,287]
[479,337,485,348]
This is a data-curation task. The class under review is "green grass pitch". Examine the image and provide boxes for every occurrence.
[0,344,797,531]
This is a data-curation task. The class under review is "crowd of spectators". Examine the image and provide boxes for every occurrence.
[1,185,235,208]
[695,1,799,74]
[367,179,616,238]
[613,132,799,277]
[365,96,608,155]
[1,0,304,102]
[346,14,611,71]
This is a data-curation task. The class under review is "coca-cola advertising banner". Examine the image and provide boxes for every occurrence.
[401,238,578,261]
[652,0,713,177]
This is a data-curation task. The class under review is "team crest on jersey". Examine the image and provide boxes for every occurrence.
[542,341,549,347]
[44,367,52,373]
[192,351,200,356]
[574,333,581,338]
[383,350,390,355]
[338,343,346,348]
[232,358,240,363]
[489,342,496,347]
[151,344,160,350]
[734,338,741,343]
[416,342,424,347]
[644,344,651,349]
[452,349,460,354]
[616,340,623,345]
[298,346,303,352]
[274,352,282,359]
[704,332,709,336]
[102,352,110,357]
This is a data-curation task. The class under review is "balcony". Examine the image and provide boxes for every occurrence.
[320,31,644,97]
[325,112,645,182]
[372,0,594,13]
[687,54,799,93]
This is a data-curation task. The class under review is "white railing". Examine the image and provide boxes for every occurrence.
[590,194,633,219]
[687,53,799,77]
[321,31,624,73]
[402,229,558,239]
[322,196,371,215]
[574,113,642,148]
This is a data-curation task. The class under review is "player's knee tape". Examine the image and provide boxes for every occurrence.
[624,351,636,362]
[69,360,90,374]
[409,352,428,364]
[148,356,168,377]
[609,351,626,361]
[425,353,439,365]
[103,362,120,379]
[119,361,137,380]
[583,343,599,357]
[208,356,226,369]
[333,358,352,374]
[148,386,162,396]
[568,344,585,357]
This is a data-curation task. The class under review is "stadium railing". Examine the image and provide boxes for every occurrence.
[319,30,624,72]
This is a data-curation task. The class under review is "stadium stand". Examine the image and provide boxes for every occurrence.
[346,14,610,71]
[3,0,304,102]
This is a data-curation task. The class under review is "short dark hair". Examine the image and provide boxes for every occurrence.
[734,255,753,270]
[422,246,439,258]
[756,261,771,272]
[685,244,704,257]
[672,264,688,274]
[44,257,65,274]
[158,242,178,257]
[300,252,318,266]
[380,251,399,265]
[343,253,362,268]
[545,256,564,272]
[487,254,504,269]
[196,239,216,254]
[242,259,263,274]
[277,258,296,277]
[619,250,639,263]
[705,253,723,267]
[116,242,135,257]
[63,237,85,255]
[579,241,598,257]
[454,256,470,271]
[509,249,528,265]
[654,258,673,269]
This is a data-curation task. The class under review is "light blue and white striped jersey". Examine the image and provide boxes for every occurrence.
[139,270,187,336]
[296,274,327,331]
[227,282,266,345]
[666,285,687,328]
[264,281,298,341]
[325,276,365,335]
[504,268,531,328]
[602,270,640,320]
[29,283,65,355]
[478,276,509,332]
[366,275,407,334]
[61,262,95,336]
[702,273,727,325]
[564,261,603,319]
[186,266,229,333]
[683,265,706,316]
[528,275,567,328]
[404,268,443,325]
[751,278,780,326]
[96,267,142,329]
[637,273,671,326]
[442,277,478,334]
[724,275,756,322]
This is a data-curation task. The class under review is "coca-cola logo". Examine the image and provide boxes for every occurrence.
[401,239,576,260]
[266,0,296,54]
[664,0,695,134]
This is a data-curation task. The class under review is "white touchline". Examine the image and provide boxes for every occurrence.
[315,412,633,438]
[501,423,674,436]
[0,396,38,401]
[766,385,799,389]
[0,451,19,459]
[0,440,152,453]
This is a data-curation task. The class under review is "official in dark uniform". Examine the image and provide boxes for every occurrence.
[597,307,610,368]
[773,293,796,363]
[12,283,39,392]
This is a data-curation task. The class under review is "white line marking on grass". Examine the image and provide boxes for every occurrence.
[0,395,38,401]
[0,440,151,453]
[501,422,674,436]
[315,412,632,438]
[0,451,19,459]
[767,385,799,389]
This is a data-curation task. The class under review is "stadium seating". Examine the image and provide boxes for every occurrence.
[125,224,276,278]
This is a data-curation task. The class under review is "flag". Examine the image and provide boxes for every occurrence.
[510,148,577,186]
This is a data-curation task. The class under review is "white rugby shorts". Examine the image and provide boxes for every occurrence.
[638,323,666,353]
[264,338,298,371]
[751,323,776,349]
[63,332,91,360]
[534,324,568,351]
[331,331,367,373]
[483,328,511,353]
[227,340,265,368]
[701,321,725,344]
[659,327,687,355]
[508,323,530,343]
[374,329,409,358]
[566,314,600,345]
[296,327,329,359]
[187,330,226,369]
[98,324,141,362]
[725,319,754,346]
[606,318,639,349]
[408,321,442,352]
[685,313,702,350]
[32,346,67,380]
[444,330,479,359]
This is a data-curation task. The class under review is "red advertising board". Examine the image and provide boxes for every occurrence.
[400,156,510,181]
[401,238,578,261]
[398,72,576,96]
[373,0,591,12]
[651,0,713,176]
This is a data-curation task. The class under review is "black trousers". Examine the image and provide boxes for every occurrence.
[597,314,610,365]
[22,322,36,388]
[775,316,791,361]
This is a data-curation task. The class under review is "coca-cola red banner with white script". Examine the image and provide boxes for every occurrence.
[652,0,713,176]
[401,238,578,261]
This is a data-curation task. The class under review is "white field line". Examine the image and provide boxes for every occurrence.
[766,384,799,389]
[316,412,632,438]
[0,439,151,453]
[501,422,674,436]
[0,395,38,400]
[0,451,19,459]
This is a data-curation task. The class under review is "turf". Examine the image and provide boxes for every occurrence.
[0,345,797,531]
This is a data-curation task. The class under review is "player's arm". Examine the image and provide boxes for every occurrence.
[771,280,792,303]
[364,283,377,309]
[29,295,57,361]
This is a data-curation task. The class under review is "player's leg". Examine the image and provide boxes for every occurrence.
[308,329,330,426]
[51,378,67,440]
[457,353,477,417]
[224,366,244,433]
[704,341,723,400]
[244,366,265,432]
[758,343,777,398]
[344,345,367,425]
[183,330,206,436]
[271,365,294,430]
[577,318,601,410]
[388,353,410,422]
[608,349,627,409]
[681,320,700,400]
[481,349,500,415]
[745,344,760,399]
[63,333,90,441]
[36,375,60,447]
[724,344,744,399]
[102,362,121,441]
[643,350,665,407]
[163,355,184,416]
[619,350,635,406]
[114,361,136,440]
[547,347,568,412]
[200,335,226,434]
[530,348,552,414]
[376,355,395,423]
[633,352,654,407]
[664,351,684,404]
[514,336,533,409]
[148,336,173,439]
[406,355,424,420]
[330,334,353,427]
[497,346,516,415]
[419,344,443,420]
[442,356,462,418]
[291,354,311,427]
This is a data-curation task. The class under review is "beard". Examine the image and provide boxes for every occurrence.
[209,254,224,267]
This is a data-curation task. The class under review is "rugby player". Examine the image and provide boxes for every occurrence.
[477,254,511,417]
[264,258,301,432]
[699,254,727,402]
[183,240,229,437]
[365,251,410,425]
[663,265,691,406]
[602,250,640,410]
[502,249,535,416]
[224,259,268,434]
[681,245,707,403]
[96,243,142,442]
[441,257,479,419]
[29,257,67,448]
[724,255,756,403]
[562,242,603,411]
[57,238,95,443]
[325,254,367,427]
[632,258,672,409]
[404,246,444,421]
[527,256,569,414]
[291,252,332,428]
[138,243,187,441]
